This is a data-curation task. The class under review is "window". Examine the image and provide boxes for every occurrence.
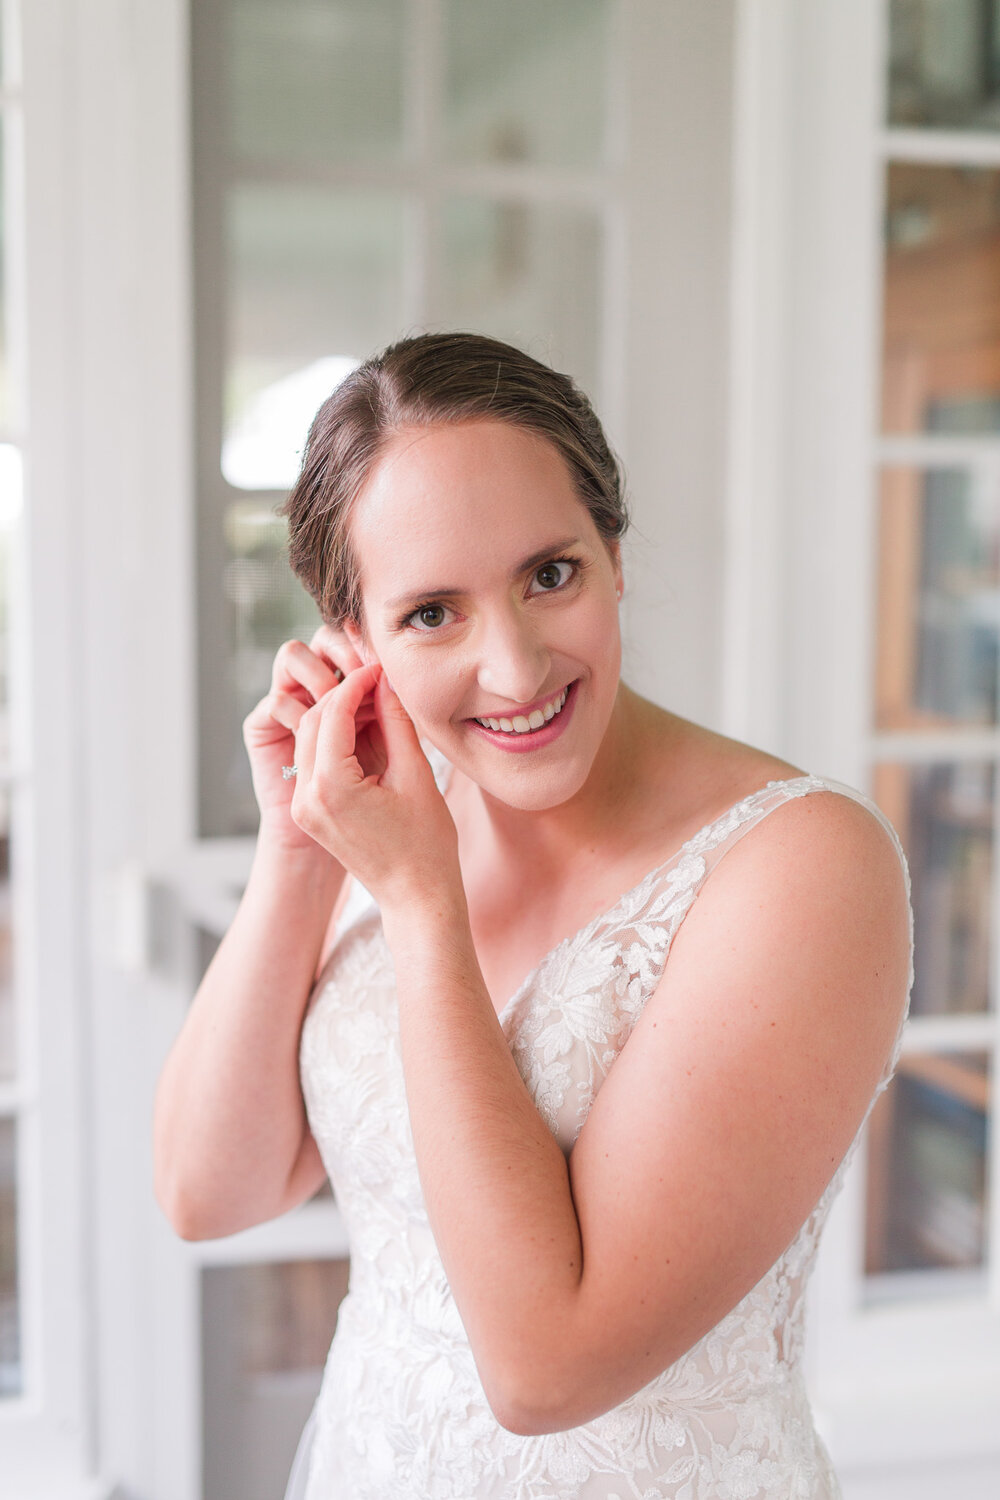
[866,3,1000,1301]
[728,1,1000,1484]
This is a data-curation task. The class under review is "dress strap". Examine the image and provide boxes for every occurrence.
[695,776,909,893]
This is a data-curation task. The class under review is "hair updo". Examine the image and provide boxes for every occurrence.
[276,331,629,628]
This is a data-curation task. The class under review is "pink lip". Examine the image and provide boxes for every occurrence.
[465,679,579,753]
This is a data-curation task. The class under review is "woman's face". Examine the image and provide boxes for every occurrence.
[345,419,624,811]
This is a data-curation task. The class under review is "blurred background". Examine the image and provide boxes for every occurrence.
[2,0,1000,1496]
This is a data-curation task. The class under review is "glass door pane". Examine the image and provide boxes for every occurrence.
[226,0,409,167]
[888,0,1000,131]
[0,1116,19,1395]
[875,466,1000,730]
[875,762,993,1017]
[882,163,1000,435]
[224,184,405,489]
[866,1050,991,1282]
[435,197,603,400]
[202,1259,350,1500]
[442,0,612,167]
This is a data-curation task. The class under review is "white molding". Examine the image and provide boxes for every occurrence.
[900,1012,998,1053]
[0,0,92,1491]
[0,1480,119,1500]
[881,125,1000,166]
[877,434,1000,465]
[871,728,1000,760]
[186,1201,350,1267]
[721,0,795,750]
[226,155,619,204]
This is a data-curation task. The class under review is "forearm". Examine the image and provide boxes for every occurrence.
[382,890,584,1417]
[154,830,345,1236]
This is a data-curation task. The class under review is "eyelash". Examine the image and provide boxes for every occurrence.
[397,554,587,633]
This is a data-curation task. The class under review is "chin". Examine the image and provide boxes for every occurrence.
[452,740,599,812]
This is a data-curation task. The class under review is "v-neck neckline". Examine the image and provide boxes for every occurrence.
[488,774,824,1024]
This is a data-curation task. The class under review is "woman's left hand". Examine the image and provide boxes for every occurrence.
[284,662,462,909]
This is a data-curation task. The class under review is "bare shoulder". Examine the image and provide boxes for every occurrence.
[716,779,907,901]
[680,778,910,951]
[661,779,912,1089]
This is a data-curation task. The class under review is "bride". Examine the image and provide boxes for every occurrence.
[154,331,912,1498]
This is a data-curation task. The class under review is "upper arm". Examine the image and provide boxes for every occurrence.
[561,791,910,1421]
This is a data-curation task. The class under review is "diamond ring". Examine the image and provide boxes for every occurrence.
[281,764,298,780]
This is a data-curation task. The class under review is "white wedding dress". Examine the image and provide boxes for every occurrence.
[284,756,913,1500]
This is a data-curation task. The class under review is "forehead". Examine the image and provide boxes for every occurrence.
[350,420,596,592]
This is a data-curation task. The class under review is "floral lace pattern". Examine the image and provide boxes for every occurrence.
[294,767,914,1500]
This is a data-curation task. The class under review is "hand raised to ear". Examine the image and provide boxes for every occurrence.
[287,664,460,908]
[242,627,362,851]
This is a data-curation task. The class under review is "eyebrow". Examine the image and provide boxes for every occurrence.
[383,535,585,614]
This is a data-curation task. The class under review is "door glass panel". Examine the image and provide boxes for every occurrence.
[0,784,12,1082]
[442,0,611,168]
[216,501,321,836]
[202,1259,349,1500]
[436,197,603,401]
[0,451,14,1079]
[224,185,404,490]
[865,1050,990,1283]
[0,117,8,433]
[226,0,407,167]
[888,0,1000,131]
[0,1116,19,1395]
[882,163,1000,434]
[874,762,993,1016]
[875,467,1000,729]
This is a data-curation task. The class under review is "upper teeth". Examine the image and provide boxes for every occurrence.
[476,686,569,734]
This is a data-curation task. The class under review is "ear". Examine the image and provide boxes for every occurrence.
[607,540,624,601]
[343,617,379,668]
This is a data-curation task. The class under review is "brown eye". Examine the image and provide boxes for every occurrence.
[533,560,573,592]
[411,603,449,630]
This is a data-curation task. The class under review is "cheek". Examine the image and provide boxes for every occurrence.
[559,591,622,669]
[376,645,460,726]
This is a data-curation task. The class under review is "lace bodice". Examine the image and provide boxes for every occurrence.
[290,762,913,1500]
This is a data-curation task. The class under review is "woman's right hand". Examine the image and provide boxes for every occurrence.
[243,622,366,852]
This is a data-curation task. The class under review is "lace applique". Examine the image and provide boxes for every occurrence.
[295,774,913,1500]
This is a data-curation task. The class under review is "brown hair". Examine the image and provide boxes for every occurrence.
[276,331,629,628]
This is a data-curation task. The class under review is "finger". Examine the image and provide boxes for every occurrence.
[309,622,364,676]
[245,688,312,737]
[373,670,425,782]
[270,638,344,704]
[310,663,381,770]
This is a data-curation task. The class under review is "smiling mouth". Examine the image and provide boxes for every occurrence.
[473,685,570,736]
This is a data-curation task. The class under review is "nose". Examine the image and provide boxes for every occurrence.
[474,606,551,706]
